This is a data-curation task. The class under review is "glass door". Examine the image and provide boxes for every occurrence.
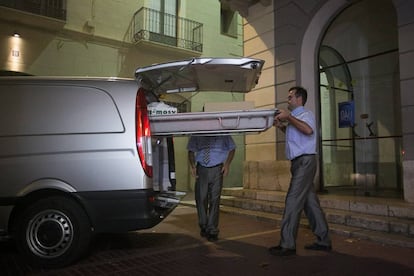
[318,0,402,198]
[319,46,403,197]
[319,46,355,192]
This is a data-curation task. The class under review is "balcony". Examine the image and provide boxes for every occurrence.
[132,7,203,53]
[0,0,66,31]
[0,0,66,21]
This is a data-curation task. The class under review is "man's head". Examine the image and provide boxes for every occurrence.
[287,86,307,110]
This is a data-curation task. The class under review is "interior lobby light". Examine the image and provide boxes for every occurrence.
[13,32,20,38]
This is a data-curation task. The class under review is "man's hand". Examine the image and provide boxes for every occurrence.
[221,164,230,176]
[275,109,290,121]
[190,166,198,178]
[274,109,289,132]
[188,151,198,178]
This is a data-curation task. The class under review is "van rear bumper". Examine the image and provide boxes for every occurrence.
[76,189,180,233]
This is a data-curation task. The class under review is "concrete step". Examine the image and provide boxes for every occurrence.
[222,187,286,202]
[220,195,285,214]
[325,208,414,236]
[221,195,414,236]
[220,188,414,248]
[219,205,414,248]
[222,188,414,219]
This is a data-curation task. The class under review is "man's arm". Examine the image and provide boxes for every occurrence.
[286,114,313,135]
[222,149,235,176]
[275,109,313,135]
[188,151,197,177]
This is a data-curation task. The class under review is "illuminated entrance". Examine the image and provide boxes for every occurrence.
[318,0,402,197]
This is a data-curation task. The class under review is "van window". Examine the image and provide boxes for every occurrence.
[0,84,124,136]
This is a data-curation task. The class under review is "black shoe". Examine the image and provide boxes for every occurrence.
[200,229,208,238]
[207,234,218,242]
[268,245,282,253]
[304,243,332,251]
[269,246,296,256]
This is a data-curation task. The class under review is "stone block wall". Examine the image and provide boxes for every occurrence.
[243,160,291,191]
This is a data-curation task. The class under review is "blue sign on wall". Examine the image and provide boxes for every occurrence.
[338,101,354,128]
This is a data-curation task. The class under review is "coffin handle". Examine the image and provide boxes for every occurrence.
[218,116,241,129]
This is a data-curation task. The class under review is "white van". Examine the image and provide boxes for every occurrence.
[0,58,275,267]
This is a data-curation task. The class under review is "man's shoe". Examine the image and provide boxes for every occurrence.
[269,246,296,256]
[207,234,218,242]
[200,229,208,238]
[268,245,282,254]
[304,243,332,251]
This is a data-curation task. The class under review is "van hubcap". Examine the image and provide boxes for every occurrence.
[27,210,73,258]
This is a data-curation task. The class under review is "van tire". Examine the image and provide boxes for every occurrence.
[15,195,91,268]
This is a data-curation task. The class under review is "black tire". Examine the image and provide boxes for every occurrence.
[14,195,91,268]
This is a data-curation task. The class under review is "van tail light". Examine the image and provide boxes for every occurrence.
[136,88,153,177]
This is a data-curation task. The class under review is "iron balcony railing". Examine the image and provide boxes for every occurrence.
[133,7,203,53]
[0,0,66,21]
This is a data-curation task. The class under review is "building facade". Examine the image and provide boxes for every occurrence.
[0,0,246,191]
[3,0,413,203]
[222,0,414,202]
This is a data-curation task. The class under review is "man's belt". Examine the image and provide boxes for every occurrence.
[197,163,223,168]
[291,154,315,162]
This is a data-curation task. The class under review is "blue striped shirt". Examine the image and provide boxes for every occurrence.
[187,136,236,167]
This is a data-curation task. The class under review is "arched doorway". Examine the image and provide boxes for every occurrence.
[318,0,402,197]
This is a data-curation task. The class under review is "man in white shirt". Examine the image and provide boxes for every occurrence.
[269,86,332,256]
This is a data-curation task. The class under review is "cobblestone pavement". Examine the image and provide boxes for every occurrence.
[1,205,414,276]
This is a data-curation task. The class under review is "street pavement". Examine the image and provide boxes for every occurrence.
[1,204,414,276]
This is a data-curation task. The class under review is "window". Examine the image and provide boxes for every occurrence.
[220,3,237,37]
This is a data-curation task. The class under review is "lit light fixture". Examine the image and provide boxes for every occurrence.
[13,32,20,38]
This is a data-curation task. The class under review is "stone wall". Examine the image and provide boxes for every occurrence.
[243,160,291,191]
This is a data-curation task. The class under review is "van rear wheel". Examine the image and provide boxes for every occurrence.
[15,196,91,268]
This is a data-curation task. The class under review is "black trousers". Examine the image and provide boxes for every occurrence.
[280,154,331,249]
[195,164,223,235]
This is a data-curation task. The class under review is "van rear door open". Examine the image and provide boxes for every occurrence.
[135,57,263,94]
[135,58,278,137]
